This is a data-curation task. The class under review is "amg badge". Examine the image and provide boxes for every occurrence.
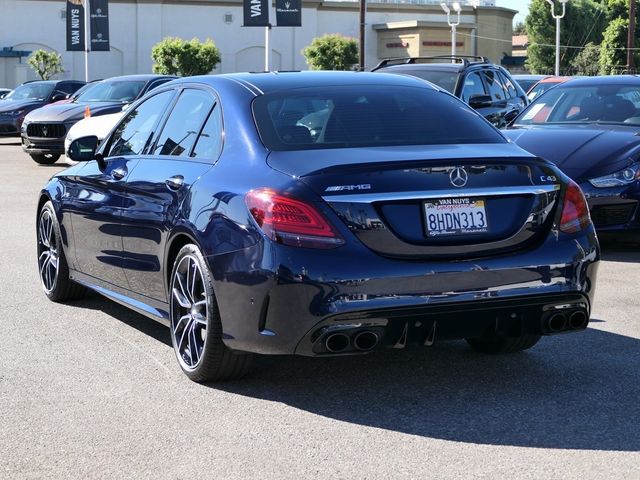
[325,184,371,192]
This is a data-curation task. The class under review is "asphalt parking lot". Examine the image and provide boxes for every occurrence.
[1,137,639,479]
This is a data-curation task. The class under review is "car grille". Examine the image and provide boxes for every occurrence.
[590,203,637,227]
[27,123,66,139]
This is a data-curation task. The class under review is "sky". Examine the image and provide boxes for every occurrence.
[497,0,530,25]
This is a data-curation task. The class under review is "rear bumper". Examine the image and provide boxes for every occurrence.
[209,228,599,356]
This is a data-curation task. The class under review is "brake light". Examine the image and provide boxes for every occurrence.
[559,181,591,234]
[245,189,345,249]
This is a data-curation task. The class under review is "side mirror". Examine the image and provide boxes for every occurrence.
[68,135,99,162]
[469,94,493,109]
[50,93,67,102]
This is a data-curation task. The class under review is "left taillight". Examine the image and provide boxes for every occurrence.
[245,188,345,249]
[559,180,591,234]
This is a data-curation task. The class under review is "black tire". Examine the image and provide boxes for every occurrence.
[169,244,252,382]
[30,153,60,165]
[466,333,541,354]
[37,201,86,302]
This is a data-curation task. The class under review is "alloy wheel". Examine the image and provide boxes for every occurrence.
[170,255,209,371]
[37,209,59,293]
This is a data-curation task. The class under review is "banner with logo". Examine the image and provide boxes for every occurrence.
[243,0,270,27]
[276,0,301,27]
[66,0,85,51]
[90,0,110,51]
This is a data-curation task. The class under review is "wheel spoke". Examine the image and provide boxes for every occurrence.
[177,317,194,352]
[46,216,54,247]
[173,314,191,335]
[39,216,50,247]
[189,324,200,364]
[185,259,195,303]
[172,287,191,309]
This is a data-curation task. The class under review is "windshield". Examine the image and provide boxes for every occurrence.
[253,85,505,151]
[4,83,54,101]
[76,80,145,103]
[527,81,562,101]
[516,84,640,126]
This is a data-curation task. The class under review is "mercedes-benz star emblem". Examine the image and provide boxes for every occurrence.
[42,126,48,137]
[449,167,468,188]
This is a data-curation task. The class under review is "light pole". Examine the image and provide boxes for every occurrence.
[545,0,569,76]
[441,2,461,62]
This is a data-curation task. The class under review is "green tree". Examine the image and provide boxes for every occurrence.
[151,37,221,76]
[27,49,64,80]
[570,42,600,75]
[301,34,359,71]
[599,17,631,74]
[525,0,606,74]
[513,21,526,35]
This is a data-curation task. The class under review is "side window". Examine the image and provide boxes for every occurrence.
[191,105,223,160]
[153,89,215,157]
[483,70,507,102]
[108,90,174,157]
[498,71,517,99]
[461,72,488,102]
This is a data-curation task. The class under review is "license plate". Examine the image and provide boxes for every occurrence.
[424,198,489,237]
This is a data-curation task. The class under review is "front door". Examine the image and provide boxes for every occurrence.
[120,87,221,302]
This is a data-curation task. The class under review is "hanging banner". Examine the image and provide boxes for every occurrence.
[243,0,270,27]
[66,0,85,51]
[90,0,110,51]
[276,0,301,27]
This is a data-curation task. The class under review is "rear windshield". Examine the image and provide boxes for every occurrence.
[253,85,504,151]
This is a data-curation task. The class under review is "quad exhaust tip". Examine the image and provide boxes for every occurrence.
[569,310,588,329]
[325,333,350,353]
[353,331,379,351]
[547,312,567,332]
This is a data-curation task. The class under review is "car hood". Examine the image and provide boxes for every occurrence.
[0,99,43,113]
[503,124,640,180]
[24,101,124,123]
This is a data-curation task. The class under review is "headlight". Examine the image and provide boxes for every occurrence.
[589,163,640,188]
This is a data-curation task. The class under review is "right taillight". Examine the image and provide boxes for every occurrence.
[559,180,591,234]
[245,188,345,249]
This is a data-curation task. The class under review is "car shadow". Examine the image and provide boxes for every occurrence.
[66,290,639,452]
[69,293,171,347]
[212,323,639,452]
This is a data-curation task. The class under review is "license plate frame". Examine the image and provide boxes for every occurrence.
[424,197,489,237]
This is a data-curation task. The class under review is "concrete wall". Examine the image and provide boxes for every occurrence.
[0,0,515,87]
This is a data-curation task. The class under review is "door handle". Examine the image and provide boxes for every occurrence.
[166,175,184,191]
[111,167,127,180]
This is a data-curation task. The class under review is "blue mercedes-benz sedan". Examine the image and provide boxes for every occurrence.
[38,71,599,382]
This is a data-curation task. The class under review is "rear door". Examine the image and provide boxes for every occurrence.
[120,87,221,302]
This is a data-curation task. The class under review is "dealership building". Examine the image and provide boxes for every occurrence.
[0,0,516,87]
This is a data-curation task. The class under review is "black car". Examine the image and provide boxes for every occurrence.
[503,75,640,238]
[21,74,175,164]
[0,80,84,137]
[372,56,529,128]
[40,71,599,382]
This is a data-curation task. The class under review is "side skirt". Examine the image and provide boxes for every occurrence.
[69,269,170,327]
